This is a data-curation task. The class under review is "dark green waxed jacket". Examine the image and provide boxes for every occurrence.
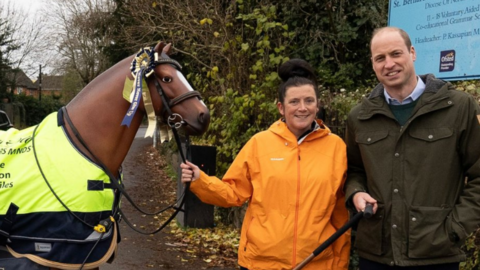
[345,74,480,266]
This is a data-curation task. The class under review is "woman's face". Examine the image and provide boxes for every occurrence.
[277,84,318,138]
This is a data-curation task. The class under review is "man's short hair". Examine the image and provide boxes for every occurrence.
[370,27,412,52]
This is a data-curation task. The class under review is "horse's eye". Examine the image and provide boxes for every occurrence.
[162,77,172,83]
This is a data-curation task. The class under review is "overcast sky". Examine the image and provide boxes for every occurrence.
[2,0,53,78]
[4,0,46,18]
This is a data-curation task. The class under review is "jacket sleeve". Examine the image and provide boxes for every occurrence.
[452,95,480,242]
[331,141,351,269]
[344,108,368,211]
[189,140,254,208]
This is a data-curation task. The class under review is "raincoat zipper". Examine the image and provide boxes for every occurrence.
[292,147,301,267]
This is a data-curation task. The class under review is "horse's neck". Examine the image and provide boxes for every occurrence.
[64,57,143,177]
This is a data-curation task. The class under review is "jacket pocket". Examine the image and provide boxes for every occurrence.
[409,127,453,142]
[355,203,385,256]
[242,213,291,265]
[242,216,254,253]
[408,206,462,258]
[355,131,389,145]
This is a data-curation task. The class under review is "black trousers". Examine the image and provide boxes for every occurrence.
[359,258,459,270]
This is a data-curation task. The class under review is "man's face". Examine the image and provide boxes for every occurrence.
[370,30,417,92]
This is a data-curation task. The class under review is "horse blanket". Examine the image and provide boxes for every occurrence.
[0,111,118,269]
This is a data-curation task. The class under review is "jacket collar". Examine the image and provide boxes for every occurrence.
[358,74,452,120]
[269,119,331,144]
[368,74,445,99]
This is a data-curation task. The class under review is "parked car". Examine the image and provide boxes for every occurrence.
[0,110,13,131]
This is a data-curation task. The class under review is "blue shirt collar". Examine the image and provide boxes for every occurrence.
[384,76,426,105]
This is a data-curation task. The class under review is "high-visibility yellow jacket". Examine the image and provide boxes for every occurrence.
[190,119,350,270]
[0,112,118,269]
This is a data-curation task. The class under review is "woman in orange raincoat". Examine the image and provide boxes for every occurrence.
[181,59,350,270]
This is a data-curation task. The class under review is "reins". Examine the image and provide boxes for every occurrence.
[117,59,201,235]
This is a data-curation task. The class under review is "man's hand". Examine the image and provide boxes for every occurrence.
[353,192,378,214]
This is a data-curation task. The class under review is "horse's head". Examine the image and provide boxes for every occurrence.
[144,42,210,136]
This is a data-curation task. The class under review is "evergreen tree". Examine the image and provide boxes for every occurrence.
[0,17,20,99]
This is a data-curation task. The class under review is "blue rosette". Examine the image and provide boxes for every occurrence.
[121,47,158,127]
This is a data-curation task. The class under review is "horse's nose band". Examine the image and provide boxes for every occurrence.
[168,91,202,107]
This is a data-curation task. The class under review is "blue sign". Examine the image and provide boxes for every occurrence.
[389,0,480,81]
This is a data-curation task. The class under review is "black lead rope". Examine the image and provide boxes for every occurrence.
[115,109,192,235]
[117,119,191,236]
[117,119,190,236]
[62,107,182,217]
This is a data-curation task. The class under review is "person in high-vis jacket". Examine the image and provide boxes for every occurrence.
[345,27,480,269]
[181,59,350,270]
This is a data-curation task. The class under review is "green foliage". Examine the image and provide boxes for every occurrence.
[13,94,64,126]
[320,87,371,138]
[453,80,480,97]
[61,68,83,104]
[277,0,387,89]
[202,1,292,174]
[101,0,136,64]
[461,230,480,270]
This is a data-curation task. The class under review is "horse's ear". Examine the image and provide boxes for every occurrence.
[163,43,172,55]
[154,42,166,53]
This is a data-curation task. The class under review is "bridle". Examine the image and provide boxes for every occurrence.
[152,57,203,133]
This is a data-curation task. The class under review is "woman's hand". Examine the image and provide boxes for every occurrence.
[180,161,200,183]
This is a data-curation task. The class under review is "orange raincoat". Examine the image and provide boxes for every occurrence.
[190,119,350,270]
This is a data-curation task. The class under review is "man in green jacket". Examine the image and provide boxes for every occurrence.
[345,26,480,269]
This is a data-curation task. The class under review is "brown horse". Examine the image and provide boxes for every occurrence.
[0,42,210,270]
[64,42,210,178]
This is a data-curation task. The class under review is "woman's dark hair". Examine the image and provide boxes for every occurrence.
[277,59,318,103]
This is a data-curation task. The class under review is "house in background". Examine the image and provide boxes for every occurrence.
[33,75,63,99]
[2,69,34,128]
[6,70,64,100]
[6,69,37,100]
[2,69,65,128]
